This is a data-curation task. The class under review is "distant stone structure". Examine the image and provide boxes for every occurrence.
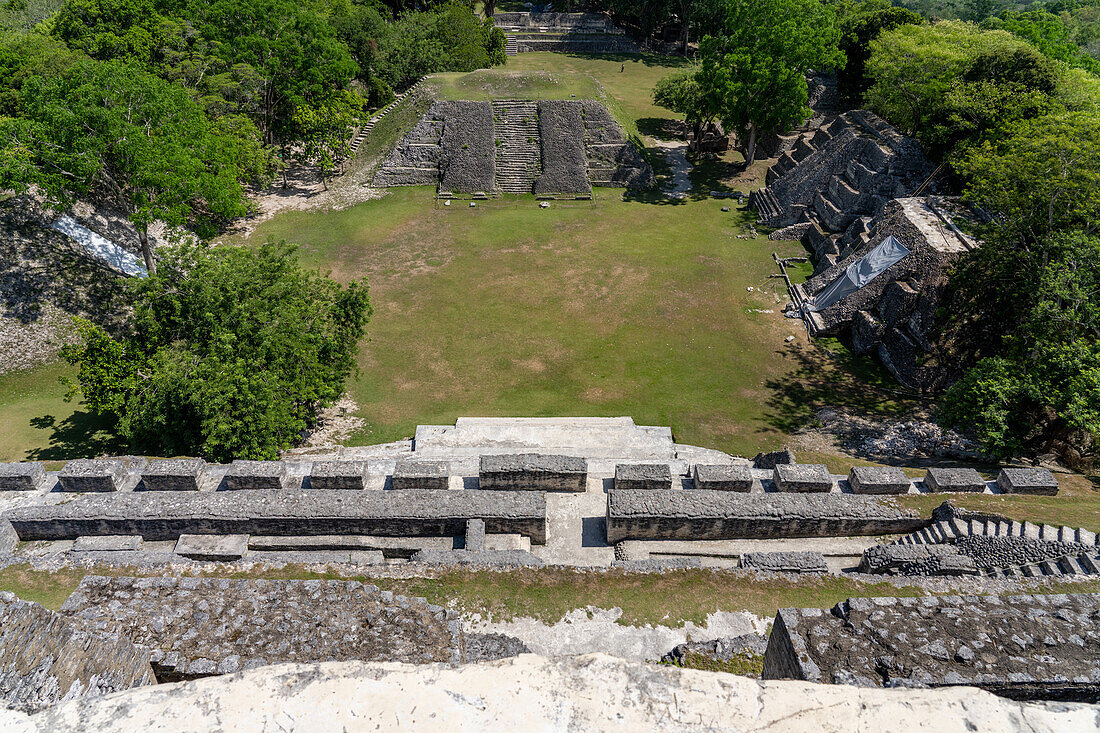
[374,100,652,196]
[0,592,154,713]
[493,13,640,55]
[762,593,1100,702]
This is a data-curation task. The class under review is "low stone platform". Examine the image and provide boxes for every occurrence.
[774,464,832,493]
[741,551,828,573]
[5,489,547,544]
[0,462,46,491]
[0,591,154,713]
[762,593,1100,701]
[692,464,753,491]
[479,454,587,492]
[924,468,987,493]
[60,577,464,681]
[614,463,672,490]
[605,491,924,542]
[848,466,911,495]
[997,468,1059,496]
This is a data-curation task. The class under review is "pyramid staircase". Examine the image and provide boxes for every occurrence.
[491,100,541,194]
[348,76,430,157]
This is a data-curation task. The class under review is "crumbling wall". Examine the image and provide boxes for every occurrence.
[579,101,654,189]
[439,101,496,194]
[534,101,591,195]
[0,591,154,713]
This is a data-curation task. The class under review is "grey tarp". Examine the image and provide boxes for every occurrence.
[805,235,910,312]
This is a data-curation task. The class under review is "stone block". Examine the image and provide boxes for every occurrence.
[0,462,46,491]
[996,468,1058,496]
[752,450,796,469]
[73,535,143,552]
[773,464,832,493]
[224,460,287,490]
[58,459,127,493]
[141,458,206,491]
[479,454,587,493]
[924,467,987,493]
[392,460,449,490]
[465,518,486,552]
[848,466,910,495]
[310,461,369,490]
[174,534,249,561]
[0,520,16,555]
[741,551,827,573]
[692,464,753,492]
[614,463,673,491]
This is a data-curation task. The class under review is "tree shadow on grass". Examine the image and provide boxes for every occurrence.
[687,155,743,200]
[763,340,923,437]
[561,52,690,69]
[26,411,124,461]
[637,117,686,141]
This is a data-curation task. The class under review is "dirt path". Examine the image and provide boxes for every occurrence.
[652,140,693,197]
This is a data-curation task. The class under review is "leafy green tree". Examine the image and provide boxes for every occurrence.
[653,65,715,139]
[696,0,844,164]
[836,0,923,103]
[61,242,372,461]
[984,8,1100,74]
[292,95,358,189]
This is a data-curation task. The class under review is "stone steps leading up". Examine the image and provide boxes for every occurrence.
[505,34,518,56]
[992,551,1100,578]
[349,76,430,157]
[491,101,541,194]
[894,516,1099,547]
[750,187,782,223]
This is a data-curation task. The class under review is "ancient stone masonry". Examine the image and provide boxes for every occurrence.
[773,463,832,493]
[741,551,828,574]
[60,577,465,681]
[392,460,450,490]
[923,467,987,493]
[534,101,590,196]
[752,110,933,230]
[493,13,641,55]
[309,460,369,490]
[614,463,673,490]
[997,468,1059,496]
[0,591,154,713]
[847,466,911,494]
[0,462,46,491]
[795,196,978,391]
[479,454,587,493]
[6,489,548,544]
[692,464,753,491]
[140,458,205,491]
[58,458,134,492]
[605,490,924,543]
[438,101,496,195]
[762,593,1100,702]
[376,100,651,195]
[224,460,288,490]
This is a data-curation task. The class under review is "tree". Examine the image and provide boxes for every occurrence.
[836,0,923,104]
[292,97,358,189]
[696,0,844,164]
[956,112,1100,241]
[653,66,714,138]
[0,59,270,272]
[61,241,372,461]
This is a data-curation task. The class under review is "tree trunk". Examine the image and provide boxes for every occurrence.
[744,124,758,166]
[680,24,688,55]
[139,226,156,275]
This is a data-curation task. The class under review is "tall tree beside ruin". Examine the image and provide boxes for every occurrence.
[696,0,844,165]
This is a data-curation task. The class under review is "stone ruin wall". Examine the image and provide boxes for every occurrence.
[374,99,652,195]
[0,592,155,713]
[494,12,641,54]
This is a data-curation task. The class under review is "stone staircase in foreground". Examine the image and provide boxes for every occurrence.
[993,551,1100,579]
[492,100,542,194]
[349,76,430,157]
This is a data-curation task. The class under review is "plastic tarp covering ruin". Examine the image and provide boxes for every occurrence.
[805,235,909,312]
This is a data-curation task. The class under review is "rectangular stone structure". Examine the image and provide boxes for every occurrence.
[741,551,827,573]
[614,463,673,491]
[847,466,910,495]
[58,459,127,493]
[773,464,832,493]
[606,490,923,543]
[924,467,986,493]
[310,460,369,490]
[692,464,753,492]
[479,454,587,493]
[762,593,1100,701]
[997,468,1058,496]
[174,534,249,561]
[0,462,46,491]
[465,518,486,552]
[7,489,547,544]
[72,535,143,552]
[224,460,288,490]
[141,458,206,491]
[392,460,449,490]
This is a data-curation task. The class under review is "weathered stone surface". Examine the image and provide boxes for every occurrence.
[741,551,828,573]
[24,654,1096,732]
[614,463,672,491]
[0,521,15,555]
[997,468,1059,496]
[60,577,464,681]
[479,454,587,493]
[392,460,449,490]
[859,543,960,574]
[309,461,368,490]
[409,549,545,567]
[246,534,454,559]
[464,633,530,662]
[174,534,249,561]
[140,459,205,491]
[0,591,154,713]
[692,464,753,492]
[535,101,590,195]
[848,466,911,495]
[58,459,126,493]
[465,518,485,552]
[72,535,143,553]
[662,634,768,674]
[223,460,287,490]
[765,594,1100,702]
[606,490,923,542]
[0,463,46,492]
[6,489,547,544]
[774,464,832,493]
[924,467,987,493]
